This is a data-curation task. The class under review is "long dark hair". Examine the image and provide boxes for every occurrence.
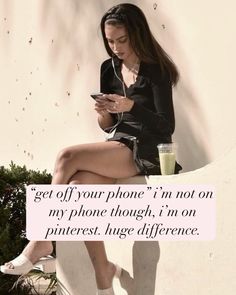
[100,3,179,85]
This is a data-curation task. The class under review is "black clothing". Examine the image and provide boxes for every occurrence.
[100,57,182,175]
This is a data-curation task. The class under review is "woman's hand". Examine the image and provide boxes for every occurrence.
[94,97,110,116]
[94,96,114,130]
[94,94,134,130]
[102,94,134,113]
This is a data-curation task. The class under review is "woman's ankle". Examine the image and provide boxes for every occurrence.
[95,261,116,290]
[22,241,53,264]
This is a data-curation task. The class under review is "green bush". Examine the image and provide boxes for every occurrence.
[0,162,52,294]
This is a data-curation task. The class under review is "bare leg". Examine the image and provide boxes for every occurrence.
[52,141,138,183]
[68,170,120,290]
[85,241,116,290]
[4,141,138,279]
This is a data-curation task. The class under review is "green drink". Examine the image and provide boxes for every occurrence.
[157,143,177,175]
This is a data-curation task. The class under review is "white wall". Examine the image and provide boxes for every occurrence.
[1,0,236,172]
[142,0,236,171]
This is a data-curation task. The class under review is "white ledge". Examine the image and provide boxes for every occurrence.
[57,145,236,295]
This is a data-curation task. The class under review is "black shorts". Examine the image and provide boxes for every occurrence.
[108,136,182,175]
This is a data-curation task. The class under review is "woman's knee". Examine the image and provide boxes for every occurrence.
[55,147,79,171]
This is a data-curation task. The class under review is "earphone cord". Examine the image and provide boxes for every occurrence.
[105,58,126,137]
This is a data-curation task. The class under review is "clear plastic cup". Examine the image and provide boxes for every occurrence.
[157,143,177,175]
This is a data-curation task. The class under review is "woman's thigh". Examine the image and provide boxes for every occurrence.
[69,171,116,185]
[57,141,139,179]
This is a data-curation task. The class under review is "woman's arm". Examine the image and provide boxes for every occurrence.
[97,112,114,130]
[98,59,117,131]
[94,98,115,131]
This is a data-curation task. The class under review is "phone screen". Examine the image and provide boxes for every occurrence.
[90,93,104,100]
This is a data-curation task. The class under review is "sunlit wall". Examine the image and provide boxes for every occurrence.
[0,0,236,172]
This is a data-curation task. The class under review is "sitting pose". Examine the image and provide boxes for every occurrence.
[1,3,181,294]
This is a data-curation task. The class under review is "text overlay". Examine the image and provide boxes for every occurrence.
[26,184,215,241]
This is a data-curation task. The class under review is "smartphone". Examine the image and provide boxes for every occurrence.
[90,93,104,100]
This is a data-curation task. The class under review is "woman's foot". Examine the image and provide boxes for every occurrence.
[1,241,54,275]
[96,262,122,294]
[21,241,53,265]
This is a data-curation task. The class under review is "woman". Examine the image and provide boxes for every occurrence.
[1,3,181,294]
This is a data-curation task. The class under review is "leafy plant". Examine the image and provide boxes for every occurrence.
[0,162,52,294]
[13,270,57,295]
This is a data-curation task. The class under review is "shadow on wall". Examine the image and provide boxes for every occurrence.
[1,0,211,171]
[132,241,160,295]
[39,0,127,89]
[173,83,212,172]
[116,241,160,295]
[57,241,160,295]
[142,1,212,172]
[39,0,211,172]
[40,0,97,88]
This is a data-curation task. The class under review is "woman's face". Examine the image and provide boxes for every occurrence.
[104,24,136,61]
